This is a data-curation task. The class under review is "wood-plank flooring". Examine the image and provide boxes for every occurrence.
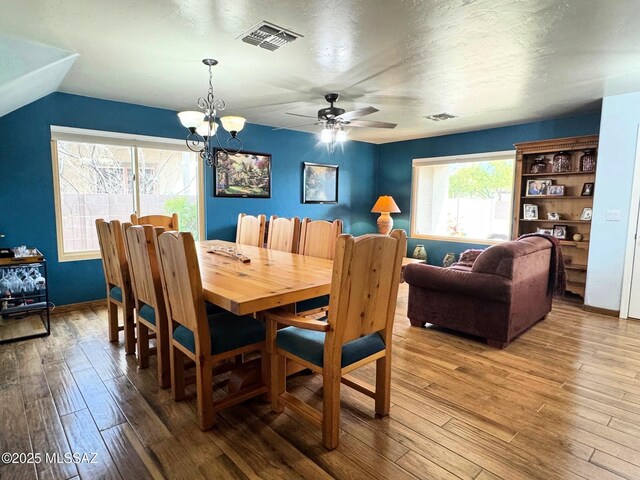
[2,284,640,479]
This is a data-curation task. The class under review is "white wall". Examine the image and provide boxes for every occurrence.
[585,92,640,312]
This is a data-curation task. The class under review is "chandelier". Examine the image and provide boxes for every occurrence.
[319,120,346,155]
[177,59,246,166]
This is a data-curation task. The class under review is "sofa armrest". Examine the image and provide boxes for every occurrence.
[403,263,512,303]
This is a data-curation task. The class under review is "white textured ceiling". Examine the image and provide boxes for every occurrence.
[1,0,640,143]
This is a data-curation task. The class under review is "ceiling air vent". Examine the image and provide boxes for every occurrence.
[424,113,457,121]
[239,21,302,51]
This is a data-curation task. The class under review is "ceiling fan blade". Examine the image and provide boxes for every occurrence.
[336,106,379,121]
[272,122,321,131]
[345,119,397,129]
[286,112,319,119]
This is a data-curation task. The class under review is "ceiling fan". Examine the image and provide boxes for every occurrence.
[278,93,397,152]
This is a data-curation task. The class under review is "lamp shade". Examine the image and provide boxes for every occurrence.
[196,120,218,137]
[220,116,246,133]
[371,195,401,213]
[178,111,205,129]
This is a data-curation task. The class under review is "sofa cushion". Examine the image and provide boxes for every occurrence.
[276,327,385,368]
[173,312,265,355]
[472,237,552,278]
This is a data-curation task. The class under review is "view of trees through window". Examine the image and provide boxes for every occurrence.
[55,140,200,256]
[412,156,514,241]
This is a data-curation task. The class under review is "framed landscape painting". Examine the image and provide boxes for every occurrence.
[214,150,271,198]
[302,162,338,204]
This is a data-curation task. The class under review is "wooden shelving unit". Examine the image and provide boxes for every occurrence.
[513,135,599,300]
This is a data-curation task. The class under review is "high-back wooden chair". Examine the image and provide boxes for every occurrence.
[266,230,407,450]
[266,216,301,253]
[236,213,266,247]
[131,213,179,230]
[123,223,170,388]
[155,231,268,430]
[95,218,135,354]
[299,218,343,260]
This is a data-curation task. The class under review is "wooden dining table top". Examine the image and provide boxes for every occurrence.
[196,240,334,315]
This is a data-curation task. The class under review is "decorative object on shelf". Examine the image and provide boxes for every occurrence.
[552,151,572,173]
[523,204,538,220]
[553,225,568,239]
[580,149,597,172]
[412,245,427,261]
[178,59,247,167]
[214,150,271,198]
[371,195,401,234]
[581,182,594,196]
[537,227,553,234]
[302,162,339,204]
[580,207,593,221]
[547,212,560,221]
[546,185,565,196]
[443,252,457,267]
[526,178,553,196]
[573,233,584,241]
[530,156,548,173]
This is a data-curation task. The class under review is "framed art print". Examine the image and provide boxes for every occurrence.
[302,162,338,204]
[214,150,271,198]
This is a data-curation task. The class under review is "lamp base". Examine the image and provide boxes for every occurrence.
[377,213,393,235]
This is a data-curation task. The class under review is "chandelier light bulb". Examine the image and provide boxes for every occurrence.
[336,130,347,142]
[320,128,332,143]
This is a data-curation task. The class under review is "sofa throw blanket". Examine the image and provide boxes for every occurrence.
[518,233,566,296]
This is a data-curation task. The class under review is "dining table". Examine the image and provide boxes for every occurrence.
[196,240,334,315]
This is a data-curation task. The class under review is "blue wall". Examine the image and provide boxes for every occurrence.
[0,92,378,305]
[377,113,602,265]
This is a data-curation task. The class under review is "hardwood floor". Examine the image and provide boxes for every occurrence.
[2,284,640,479]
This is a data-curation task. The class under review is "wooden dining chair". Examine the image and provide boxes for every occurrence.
[131,213,179,230]
[155,230,268,430]
[123,223,170,388]
[266,216,301,253]
[236,213,266,247]
[266,229,407,450]
[95,219,136,354]
[299,218,343,260]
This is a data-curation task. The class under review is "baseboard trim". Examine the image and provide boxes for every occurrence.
[54,299,105,313]
[583,305,620,318]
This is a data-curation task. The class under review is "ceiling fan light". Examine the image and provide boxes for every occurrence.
[220,116,246,134]
[178,111,205,129]
[196,120,218,137]
[336,130,347,142]
[320,128,332,143]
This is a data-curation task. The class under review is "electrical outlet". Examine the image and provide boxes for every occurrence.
[606,209,621,221]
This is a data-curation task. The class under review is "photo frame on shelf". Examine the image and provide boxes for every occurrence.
[214,150,272,198]
[580,207,593,221]
[553,224,568,240]
[536,227,553,235]
[302,162,339,204]
[523,204,538,220]
[546,185,565,196]
[526,179,553,196]
[581,182,594,196]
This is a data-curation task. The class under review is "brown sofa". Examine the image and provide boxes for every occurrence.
[403,237,554,348]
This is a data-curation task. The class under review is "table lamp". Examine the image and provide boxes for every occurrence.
[371,195,401,235]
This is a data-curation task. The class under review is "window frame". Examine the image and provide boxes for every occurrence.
[50,126,205,262]
[410,150,516,245]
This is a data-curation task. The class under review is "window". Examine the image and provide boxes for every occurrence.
[411,151,515,243]
[51,127,204,261]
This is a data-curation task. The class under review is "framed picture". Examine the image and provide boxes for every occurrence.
[581,182,594,196]
[526,179,553,196]
[523,204,538,220]
[546,185,565,196]
[214,150,271,198]
[580,207,593,221]
[302,162,339,204]
[553,224,568,240]
[536,227,553,235]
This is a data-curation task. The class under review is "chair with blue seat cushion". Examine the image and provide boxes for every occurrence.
[266,229,407,450]
[131,212,179,230]
[96,219,135,354]
[236,213,266,247]
[156,230,268,431]
[266,215,301,253]
[123,223,172,388]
